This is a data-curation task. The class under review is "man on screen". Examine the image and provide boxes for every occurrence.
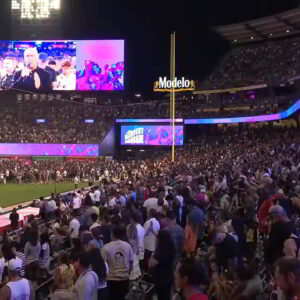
[38,52,57,87]
[0,56,16,90]
[12,48,52,92]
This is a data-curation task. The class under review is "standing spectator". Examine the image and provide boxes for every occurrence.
[131,211,145,267]
[143,209,160,272]
[24,229,41,280]
[101,226,133,300]
[275,257,300,300]
[39,233,51,271]
[52,251,75,300]
[69,212,80,240]
[212,230,240,271]
[94,187,101,206]
[73,252,99,300]
[0,258,32,300]
[175,258,208,300]
[265,205,297,265]
[72,193,82,215]
[148,230,175,300]
[127,222,142,280]
[11,242,26,278]
[9,208,19,231]
[89,247,109,300]
[143,192,168,216]
[164,210,185,264]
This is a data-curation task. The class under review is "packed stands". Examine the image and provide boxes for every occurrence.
[199,36,300,90]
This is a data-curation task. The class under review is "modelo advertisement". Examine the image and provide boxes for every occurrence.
[121,125,184,146]
[0,40,124,92]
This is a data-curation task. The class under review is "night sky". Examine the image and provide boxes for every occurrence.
[0,0,298,97]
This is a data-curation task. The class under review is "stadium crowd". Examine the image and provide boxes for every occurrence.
[0,126,300,299]
[0,94,296,144]
[200,36,300,90]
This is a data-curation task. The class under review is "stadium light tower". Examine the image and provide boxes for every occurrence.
[11,0,62,39]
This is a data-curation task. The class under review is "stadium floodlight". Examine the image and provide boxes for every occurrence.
[11,0,60,19]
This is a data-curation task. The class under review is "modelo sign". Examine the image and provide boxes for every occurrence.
[154,77,195,92]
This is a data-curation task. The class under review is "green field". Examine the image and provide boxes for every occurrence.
[0,182,88,208]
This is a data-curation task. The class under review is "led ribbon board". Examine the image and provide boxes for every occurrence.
[184,100,300,124]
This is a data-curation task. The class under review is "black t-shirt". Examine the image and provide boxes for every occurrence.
[0,74,15,90]
[12,67,52,92]
[266,221,297,264]
[9,212,19,226]
[45,66,57,83]
[216,234,240,270]
[101,224,112,245]
[151,247,175,287]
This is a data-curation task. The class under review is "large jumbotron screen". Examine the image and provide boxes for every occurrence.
[0,40,124,91]
[121,125,184,146]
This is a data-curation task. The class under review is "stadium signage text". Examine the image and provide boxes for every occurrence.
[154,77,195,92]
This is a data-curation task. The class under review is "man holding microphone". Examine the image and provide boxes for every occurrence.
[12,47,51,91]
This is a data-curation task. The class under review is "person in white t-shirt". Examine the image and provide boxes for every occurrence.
[131,211,145,262]
[143,209,160,272]
[55,60,76,90]
[73,193,82,214]
[101,226,133,300]
[143,192,168,217]
[69,213,80,239]
[74,176,80,189]
[94,187,101,206]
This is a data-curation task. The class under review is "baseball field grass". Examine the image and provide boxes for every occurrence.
[0,182,88,208]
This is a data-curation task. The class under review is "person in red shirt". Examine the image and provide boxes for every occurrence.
[175,258,208,300]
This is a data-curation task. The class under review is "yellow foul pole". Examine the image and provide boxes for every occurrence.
[171,32,176,162]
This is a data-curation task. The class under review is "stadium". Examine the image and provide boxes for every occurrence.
[0,1,300,300]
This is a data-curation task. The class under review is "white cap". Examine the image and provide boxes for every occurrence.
[8,257,22,271]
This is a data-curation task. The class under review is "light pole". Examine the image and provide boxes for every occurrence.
[170,32,176,162]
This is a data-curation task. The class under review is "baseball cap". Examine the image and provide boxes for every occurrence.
[8,257,22,272]
[39,52,48,61]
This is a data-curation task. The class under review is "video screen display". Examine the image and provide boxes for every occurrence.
[0,40,124,92]
[0,144,99,156]
[121,125,184,146]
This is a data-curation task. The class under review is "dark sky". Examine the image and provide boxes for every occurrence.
[0,0,299,97]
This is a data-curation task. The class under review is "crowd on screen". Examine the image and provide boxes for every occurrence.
[200,36,300,90]
[0,126,300,300]
[0,95,296,144]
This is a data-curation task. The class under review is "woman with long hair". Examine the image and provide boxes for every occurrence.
[39,232,52,270]
[148,230,175,300]
[24,229,41,280]
[89,248,108,300]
